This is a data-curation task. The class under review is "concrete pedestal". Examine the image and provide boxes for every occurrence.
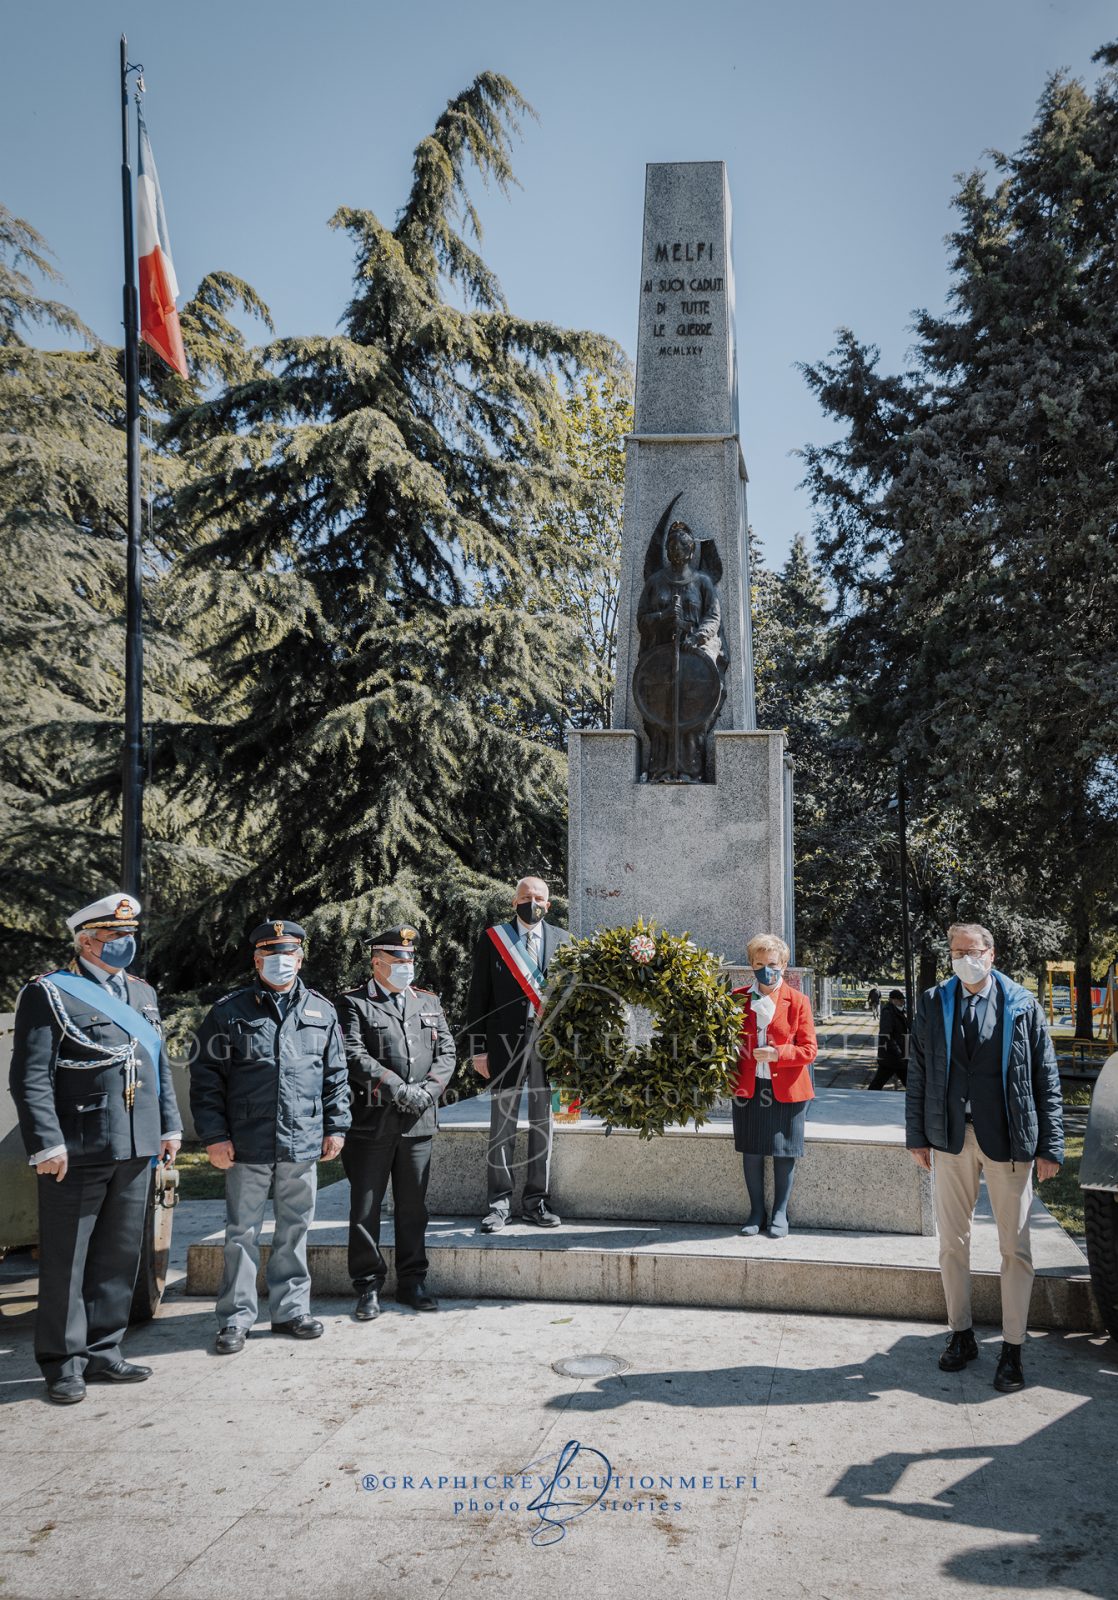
[568,726,789,962]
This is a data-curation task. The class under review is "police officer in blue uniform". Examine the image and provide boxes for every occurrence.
[8,892,182,1404]
[190,919,351,1354]
[336,927,456,1317]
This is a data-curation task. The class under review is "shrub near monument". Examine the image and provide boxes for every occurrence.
[538,921,743,1137]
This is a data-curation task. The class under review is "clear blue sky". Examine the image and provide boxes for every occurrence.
[3,0,1112,565]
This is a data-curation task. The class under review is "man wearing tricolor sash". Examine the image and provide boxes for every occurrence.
[8,893,182,1404]
[466,876,570,1232]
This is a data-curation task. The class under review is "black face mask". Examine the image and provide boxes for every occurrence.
[515,900,546,925]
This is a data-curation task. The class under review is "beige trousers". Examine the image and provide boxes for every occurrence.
[933,1124,1035,1345]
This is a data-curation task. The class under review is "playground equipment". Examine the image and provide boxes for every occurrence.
[1081,1048,1118,1341]
[1043,961,1112,1039]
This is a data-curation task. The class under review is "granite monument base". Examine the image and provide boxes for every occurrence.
[568,726,789,962]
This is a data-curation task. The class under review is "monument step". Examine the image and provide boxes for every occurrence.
[184,1186,1098,1333]
[429,1086,935,1235]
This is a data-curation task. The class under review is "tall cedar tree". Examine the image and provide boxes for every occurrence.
[162,75,617,1025]
[799,48,1118,1025]
[0,201,270,1003]
[753,535,1064,986]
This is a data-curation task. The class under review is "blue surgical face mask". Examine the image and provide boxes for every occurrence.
[261,953,299,987]
[755,964,783,987]
[98,935,136,969]
[388,962,414,990]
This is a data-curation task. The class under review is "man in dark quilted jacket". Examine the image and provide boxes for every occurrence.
[906,922,1063,1394]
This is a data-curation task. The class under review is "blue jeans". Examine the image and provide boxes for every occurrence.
[216,1159,317,1329]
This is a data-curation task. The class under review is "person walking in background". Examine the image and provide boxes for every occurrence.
[906,922,1063,1392]
[731,934,818,1238]
[868,989,910,1090]
[867,985,882,1015]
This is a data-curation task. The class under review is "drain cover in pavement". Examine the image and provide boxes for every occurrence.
[551,1353,630,1378]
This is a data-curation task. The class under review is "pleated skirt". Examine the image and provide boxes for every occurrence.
[731,1086,809,1158]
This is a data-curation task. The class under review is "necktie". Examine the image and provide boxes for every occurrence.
[111,972,127,1003]
[963,994,980,1054]
[526,930,540,970]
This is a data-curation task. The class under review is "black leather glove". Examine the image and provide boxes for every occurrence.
[395,1083,433,1116]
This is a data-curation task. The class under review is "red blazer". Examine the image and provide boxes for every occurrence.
[732,983,818,1102]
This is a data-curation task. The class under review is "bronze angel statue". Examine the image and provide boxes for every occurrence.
[632,493,728,782]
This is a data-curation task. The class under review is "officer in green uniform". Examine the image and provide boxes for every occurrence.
[336,927,456,1317]
[190,919,351,1353]
[8,892,182,1404]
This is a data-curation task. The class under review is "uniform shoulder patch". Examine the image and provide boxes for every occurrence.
[412,986,439,996]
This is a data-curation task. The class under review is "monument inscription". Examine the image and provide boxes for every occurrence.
[567,159,793,963]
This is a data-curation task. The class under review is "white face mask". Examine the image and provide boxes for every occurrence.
[952,953,991,986]
[388,962,414,990]
[261,953,299,987]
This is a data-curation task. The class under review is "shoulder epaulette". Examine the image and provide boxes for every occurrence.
[214,985,250,1007]
[337,986,364,996]
[413,986,439,996]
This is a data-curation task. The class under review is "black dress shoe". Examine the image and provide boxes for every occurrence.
[993,1341,1025,1392]
[396,1282,438,1312]
[214,1326,247,1355]
[521,1200,561,1228]
[354,1289,381,1321]
[86,1360,152,1383]
[271,1315,324,1340]
[45,1375,86,1405]
[480,1211,506,1233]
[938,1329,980,1372]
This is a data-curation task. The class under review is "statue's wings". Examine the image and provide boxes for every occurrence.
[699,539,723,585]
[643,493,684,582]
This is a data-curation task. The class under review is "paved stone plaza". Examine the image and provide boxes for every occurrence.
[2,1267,1116,1599]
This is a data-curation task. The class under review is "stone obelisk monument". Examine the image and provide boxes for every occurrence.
[568,161,794,964]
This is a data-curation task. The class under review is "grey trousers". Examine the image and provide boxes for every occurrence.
[486,1047,553,1215]
[35,1157,152,1381]
[216,1160,317,1329]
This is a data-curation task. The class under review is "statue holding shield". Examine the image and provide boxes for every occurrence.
[632,494,728,782]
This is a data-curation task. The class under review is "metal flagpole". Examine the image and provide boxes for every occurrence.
[898,765,915,1018]
[119,35,144,897]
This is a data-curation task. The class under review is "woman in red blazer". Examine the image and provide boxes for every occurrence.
[731,933,818,1238]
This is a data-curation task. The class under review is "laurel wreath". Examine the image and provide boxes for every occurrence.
[536,920,744,1138]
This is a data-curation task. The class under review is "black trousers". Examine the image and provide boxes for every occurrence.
[868,1053,908,1091]
[342,1122,433,1290]
[35,1157,152,1381]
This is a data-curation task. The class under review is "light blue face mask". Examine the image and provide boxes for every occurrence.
[261,952,299,987]
[388,962,414,990]
[755,964,783,987]
[98,935,136,969]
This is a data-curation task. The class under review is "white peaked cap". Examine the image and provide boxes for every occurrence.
[66,892,142,934]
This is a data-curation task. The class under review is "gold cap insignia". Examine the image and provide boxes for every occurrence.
[115,898,133,920]
[273,921,285,938]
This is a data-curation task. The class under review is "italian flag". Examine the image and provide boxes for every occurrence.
[136,113,188,378]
